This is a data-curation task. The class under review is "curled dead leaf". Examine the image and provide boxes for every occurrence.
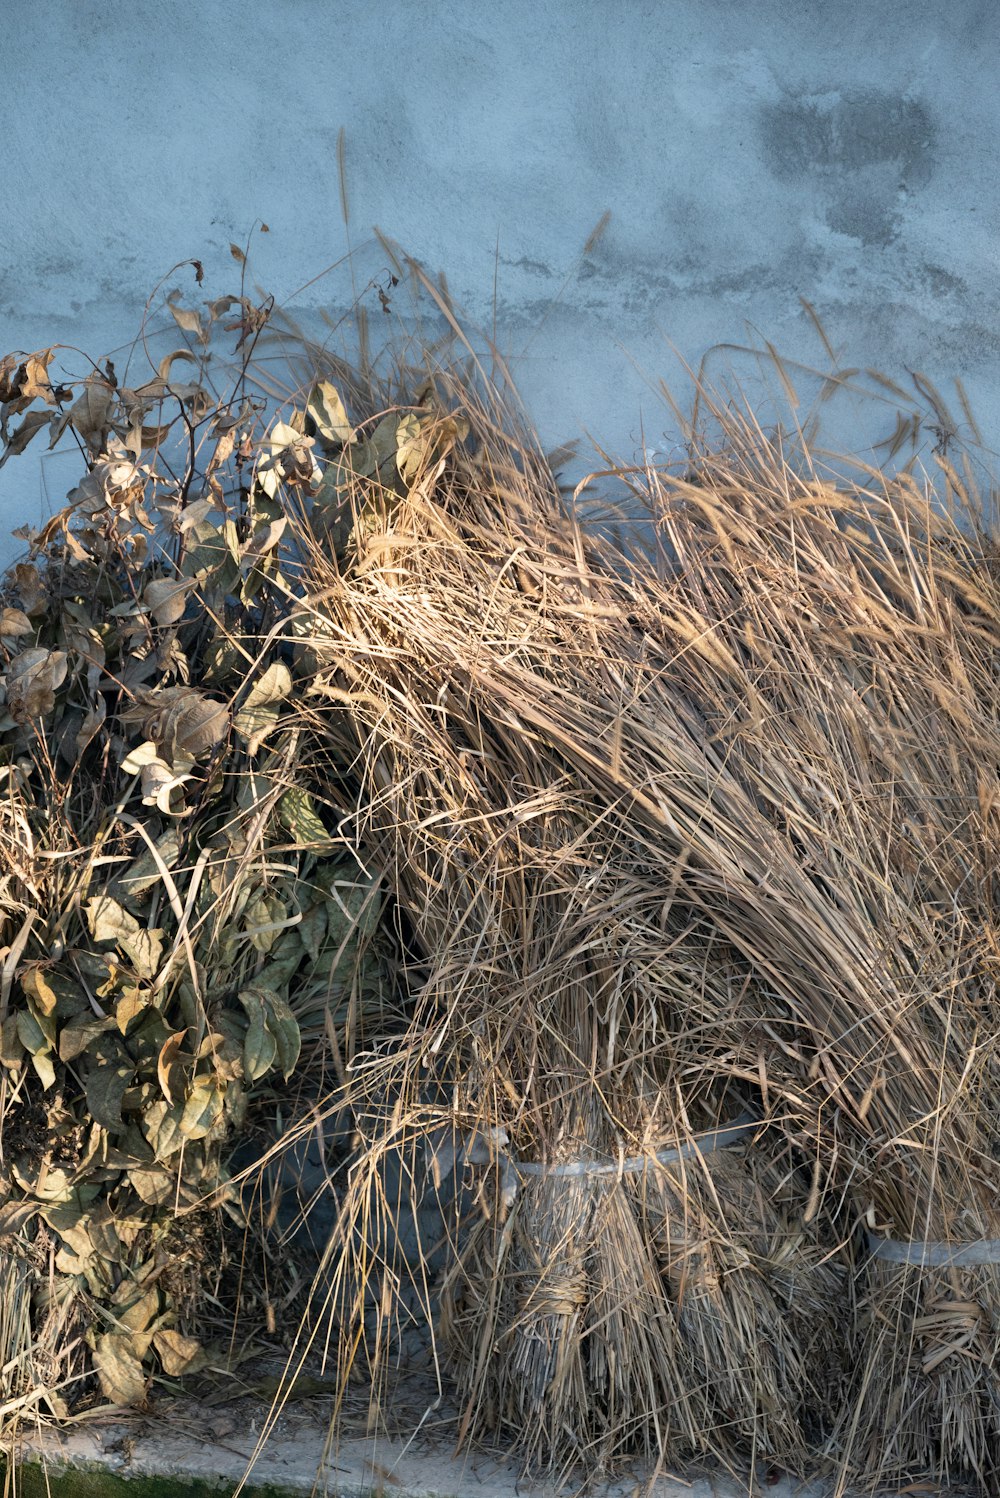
[122,686,228,761]
[4,647,67,721]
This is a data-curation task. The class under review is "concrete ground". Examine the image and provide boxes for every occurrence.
[11,1413,838,1498]
[5,1368,857,1498]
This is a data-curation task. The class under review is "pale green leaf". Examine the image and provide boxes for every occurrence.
[59,1012,115,1062]
[117,829,181,900]
[241,661,292,711]
[308,381,355,446]
[85,1060,134,1130]
[278,788,333,848]
[395,411,432,483]
[85,897,164,981]
[263,990,300,1079]
[30,1049,56,1090]
[179,1076,225,1140]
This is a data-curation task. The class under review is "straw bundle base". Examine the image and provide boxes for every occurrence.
[634,1144,848,1475]
[841,1259,1000,1492]
[440,1162,708,1473]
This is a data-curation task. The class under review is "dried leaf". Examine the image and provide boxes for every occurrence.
[116,1281,160,1338]
[93,1332,147,1406]
[124,686,228,762]
[120,742,196,815]
[0,1014,24,1069]
[243,516,287,561]
[129,1166,174,1205]
[76,696,107,756]
[20,967,59,1018]
[4,647,67,721]
[157,1030,189,1106]
[143,577,196,628]
[0,607,32,637]
[0,409,52,464]
[166,293,208,344]
[115,986,150,1034]
[85,896,164,980]
[153,1327,204,1376]
[69,377,115,444]
[13,562,46,615]
[395,412,432,483]
[19,349,56,405]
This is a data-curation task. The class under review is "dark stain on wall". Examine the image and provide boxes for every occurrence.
[759,90,936,182]
[758,89,937,246]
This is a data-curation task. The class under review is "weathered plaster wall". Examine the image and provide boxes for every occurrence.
[1,0,998,565]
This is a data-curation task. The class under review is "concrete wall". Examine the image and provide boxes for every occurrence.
[2,0,998,567]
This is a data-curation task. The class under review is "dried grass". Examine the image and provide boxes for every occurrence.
[2,262,998,1492]
[277,317,1000,1488]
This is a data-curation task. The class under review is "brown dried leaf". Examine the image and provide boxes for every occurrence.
[157,1029,188,1106]
[76,696,107,756]
[153,1328,204,1375]
[143,577,196,628]
[19,349,56,405]
[13,562,46,615]
[93,1332,147,1406]
[2,409,52,463]
[69,377,116,444]
[5,648,67,720]
[0,607,32,637]
[166,293,208,344]
[20,967,58,1018]
[123,686,228,762]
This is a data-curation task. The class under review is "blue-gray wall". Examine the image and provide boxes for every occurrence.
[2,0,998,565]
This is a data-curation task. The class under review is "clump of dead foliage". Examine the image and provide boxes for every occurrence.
[1,248,999,1498]
[0,270,401,1420]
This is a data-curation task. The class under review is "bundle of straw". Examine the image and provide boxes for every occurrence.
[277,317,999,1487]
[281,376,848,1475]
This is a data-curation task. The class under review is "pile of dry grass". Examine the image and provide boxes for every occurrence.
[2,258,998,1494]
[275,317,1000,1489]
